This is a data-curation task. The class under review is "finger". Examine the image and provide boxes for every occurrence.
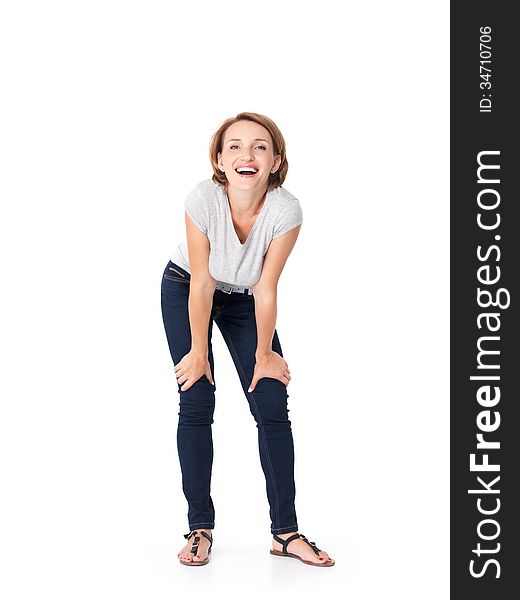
[284,372,291,380]
[177,373,189,385]
[248,376,258,393]
[180,380,193,391]
[174,364,183,373]
[281,374,290,386]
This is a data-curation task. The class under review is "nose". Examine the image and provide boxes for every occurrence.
[240,149,255,161]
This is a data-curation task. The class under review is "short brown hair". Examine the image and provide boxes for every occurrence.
[209,112,288,191]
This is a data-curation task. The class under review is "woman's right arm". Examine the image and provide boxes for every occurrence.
[185,212,216,352]
[173,213,216,391]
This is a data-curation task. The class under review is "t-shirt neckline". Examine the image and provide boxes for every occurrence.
[222,186,270,247]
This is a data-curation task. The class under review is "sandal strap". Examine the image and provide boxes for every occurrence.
[199,530,213,550]
[272,532,322,556]
[183,530,213,555]
[299,533,322,555]
[272,532,301,555]
[184,530,200,555]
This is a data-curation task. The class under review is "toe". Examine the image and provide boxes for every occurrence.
[316,552,333,563]
[322,556,334,563]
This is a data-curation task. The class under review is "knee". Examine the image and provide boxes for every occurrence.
[178,380,215,425]
[249,380,291,426]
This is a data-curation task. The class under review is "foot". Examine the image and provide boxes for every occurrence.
[178,529,212,564]
[272,531,334,565]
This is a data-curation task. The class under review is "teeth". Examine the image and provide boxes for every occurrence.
[236,167,258,174]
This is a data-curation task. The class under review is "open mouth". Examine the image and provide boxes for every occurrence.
[235,166,258,178]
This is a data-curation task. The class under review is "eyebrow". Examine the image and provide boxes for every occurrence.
[226,138,270,143]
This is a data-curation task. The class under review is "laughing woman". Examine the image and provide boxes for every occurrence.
[161,112,335,567]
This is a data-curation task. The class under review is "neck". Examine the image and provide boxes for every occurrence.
[225,185,268,218]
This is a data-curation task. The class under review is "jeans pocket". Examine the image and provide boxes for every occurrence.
[163,262,190,284]
[167,265,188,278]
[163,273,188,283]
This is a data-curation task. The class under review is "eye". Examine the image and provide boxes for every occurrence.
[230,144,239,149]
[256,145,266,150]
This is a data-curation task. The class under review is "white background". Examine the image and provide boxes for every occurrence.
[0,1,449,598]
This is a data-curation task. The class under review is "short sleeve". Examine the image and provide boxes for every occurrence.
[272,198,303,239]
[184,186,208,234]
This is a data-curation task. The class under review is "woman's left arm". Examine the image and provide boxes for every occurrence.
[248,225,302,392]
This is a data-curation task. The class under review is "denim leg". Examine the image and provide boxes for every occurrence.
[215,293,298,534]
[161,263,217,530]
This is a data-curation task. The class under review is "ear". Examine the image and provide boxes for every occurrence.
[272,154,282,173]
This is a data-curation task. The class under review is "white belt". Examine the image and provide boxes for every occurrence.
[215,281,253,295]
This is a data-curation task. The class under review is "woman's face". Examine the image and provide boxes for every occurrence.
[217,120,281,192]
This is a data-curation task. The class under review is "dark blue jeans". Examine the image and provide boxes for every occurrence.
[160,260,298,535]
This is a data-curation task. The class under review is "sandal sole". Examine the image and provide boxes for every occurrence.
[179,558,209,566]
[270,549,335,567]
[179,547,211,566]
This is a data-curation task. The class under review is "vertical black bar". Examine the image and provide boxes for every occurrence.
[451,2,519,597]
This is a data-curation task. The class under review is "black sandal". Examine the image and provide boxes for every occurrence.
[179,530,213,566]
[270,532,335,567]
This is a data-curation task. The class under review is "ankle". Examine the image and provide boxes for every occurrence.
[274,531,298,539]
[189,528,212,532]
[189,528,212,537]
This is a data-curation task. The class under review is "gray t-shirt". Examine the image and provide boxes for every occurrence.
[171,178,303,288]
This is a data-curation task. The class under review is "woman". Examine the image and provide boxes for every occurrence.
[161,112,335,567]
